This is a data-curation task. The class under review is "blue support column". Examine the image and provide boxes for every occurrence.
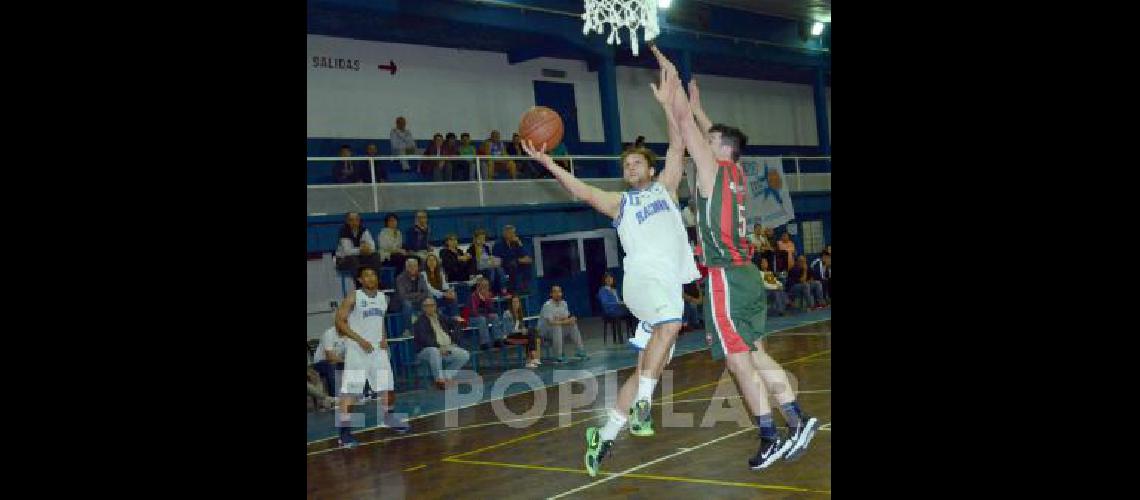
[813,67,830,155]
[597,51,623,161]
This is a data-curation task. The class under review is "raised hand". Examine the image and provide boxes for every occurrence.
[520,139,553,166]
[688,77,702,109]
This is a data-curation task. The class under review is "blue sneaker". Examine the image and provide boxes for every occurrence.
[338,427,359,449]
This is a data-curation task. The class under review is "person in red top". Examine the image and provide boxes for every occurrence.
[468,276,503,351]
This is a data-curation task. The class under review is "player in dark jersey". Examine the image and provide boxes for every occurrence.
[669,74,820,470]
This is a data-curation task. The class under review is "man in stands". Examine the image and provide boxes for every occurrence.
[390,116,416,172]
[494,224,533,295]
[333,145,365,183]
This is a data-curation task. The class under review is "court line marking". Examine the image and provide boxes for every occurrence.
[546,427,754,499]
[402,464,426,472]
[306,391,832,457]
[306,318,832,446]
[443,457,830,495]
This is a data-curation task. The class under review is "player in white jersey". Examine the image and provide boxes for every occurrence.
[522,44,696,476]
[333,266,409,449]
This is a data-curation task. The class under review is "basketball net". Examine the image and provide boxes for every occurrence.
[582,0,659,56]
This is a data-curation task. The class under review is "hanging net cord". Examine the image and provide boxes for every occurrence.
[582,0,659,56]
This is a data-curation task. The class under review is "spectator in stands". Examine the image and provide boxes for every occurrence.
[494,224,533,295]
[335,212,384,277]
[750,223,774,270]
[468,276,504,351]
[499,295,541,368]
[759,258,789,316]
[680,202,698,242]
[470,228,506,294]
[597,272,636,333]
[363,143,387,182]
[412,297,470,390]
[396,257,432,321]
[333,145,365,184]
[311,326,346,400]
[422,253,460,318]
[307,365,335,411]
[441,233,476,282]
[480,130,516,180]
[443,133,460,181]
[506,133,534,179]
[787,255,827,310]
[458,132,477,181]
[682,279,704,330]
[420,133,453,182]
[378,213,409,271]
[390,116,416,172]
[407,210,433,262]
[776,231,796,272]
[539,285,587,363]
[811,251,831,301]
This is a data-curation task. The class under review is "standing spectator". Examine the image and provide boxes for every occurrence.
[412,297,470,390]
[682,279,704,330]
[390,116,416,172]
[759,258,790,316]
[787,255,826,310]
[442,133,460,181]
[468,276,504,351]
[538,285,587,363]
[596,272,636,333]
[810,252,831,302]
[776,231,797,272]
[479,130,516,180]
[422,253,460,318]
[494,224,533,295]
[457,132,477,181]
[440,233,476,282]
[311,326,346,399]
[363,143,387,182]
[407,210,433,262]
[332,145,365,183]
[470,228,506,294]
[335,212,383,277]
[396,257,432,322]
[377,213,409,271]
[420,133,453,182]
[498,295,541,368]
[749,223,774,270]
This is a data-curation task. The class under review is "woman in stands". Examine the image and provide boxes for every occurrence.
[499,295,541,368]
[378,213,409,271]
[468,228,507,294]
[422,253,460,319]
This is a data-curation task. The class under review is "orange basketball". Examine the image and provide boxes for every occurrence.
[518,106,564,152]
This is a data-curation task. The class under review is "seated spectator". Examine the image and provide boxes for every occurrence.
[469,228,506,294]
[682,279,704,330]
[749,223,775,270]
[498,295,541,368]
[596,272,636,333]
[759,258,790,316]
[494,224,533,295]
[538,285,587,363]
[311,326,347,401]
[787,255,827,310]
[307,365,335,411]
[412,297,470,390]
[364,143,387,182]
[334,212,384,277]
[419,133,453,182]
[443,132,460,181]
[810,251,831,302]
[479,130,516,180]
[440,233,476,282]
[776,231,796,272]
[422,253,460,318]
[506,132,538,179]
[468,276,505,351]
[378,212,409,271]
[396,257,432,322]
[407,210,433,262]
[458,132,477,181]
[333,144,365,184]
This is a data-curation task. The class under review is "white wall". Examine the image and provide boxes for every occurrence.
[308,35,824,146]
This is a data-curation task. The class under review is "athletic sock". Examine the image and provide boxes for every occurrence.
[756,414,777,440]
[778,401,804,428]
[635,376,658,404]
[599,409,627,441]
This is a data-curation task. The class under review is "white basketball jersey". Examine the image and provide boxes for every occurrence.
[614,182,700,284]
[348,289,387,343]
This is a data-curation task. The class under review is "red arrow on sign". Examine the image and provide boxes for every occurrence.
[378,60,397,75]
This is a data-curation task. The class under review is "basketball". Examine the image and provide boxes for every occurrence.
[519,106,564,152]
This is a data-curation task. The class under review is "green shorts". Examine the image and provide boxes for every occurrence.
[703,264,769,360]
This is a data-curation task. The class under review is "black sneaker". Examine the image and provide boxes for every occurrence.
[784,416,819,461]
[748,435,790,470]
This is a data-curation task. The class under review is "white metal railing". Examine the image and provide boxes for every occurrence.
[307,154,830,214]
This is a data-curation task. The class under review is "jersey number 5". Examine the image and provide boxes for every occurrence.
[736,205,747,238]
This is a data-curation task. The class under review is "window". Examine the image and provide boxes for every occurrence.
[801,220,824,255]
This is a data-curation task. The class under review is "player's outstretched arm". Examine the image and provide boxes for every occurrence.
[521,139,622,218]
[648,45,685,199]
[688,78,713,143]
[670,77,719,198]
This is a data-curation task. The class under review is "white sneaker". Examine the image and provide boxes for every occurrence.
[525,360,539,369]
